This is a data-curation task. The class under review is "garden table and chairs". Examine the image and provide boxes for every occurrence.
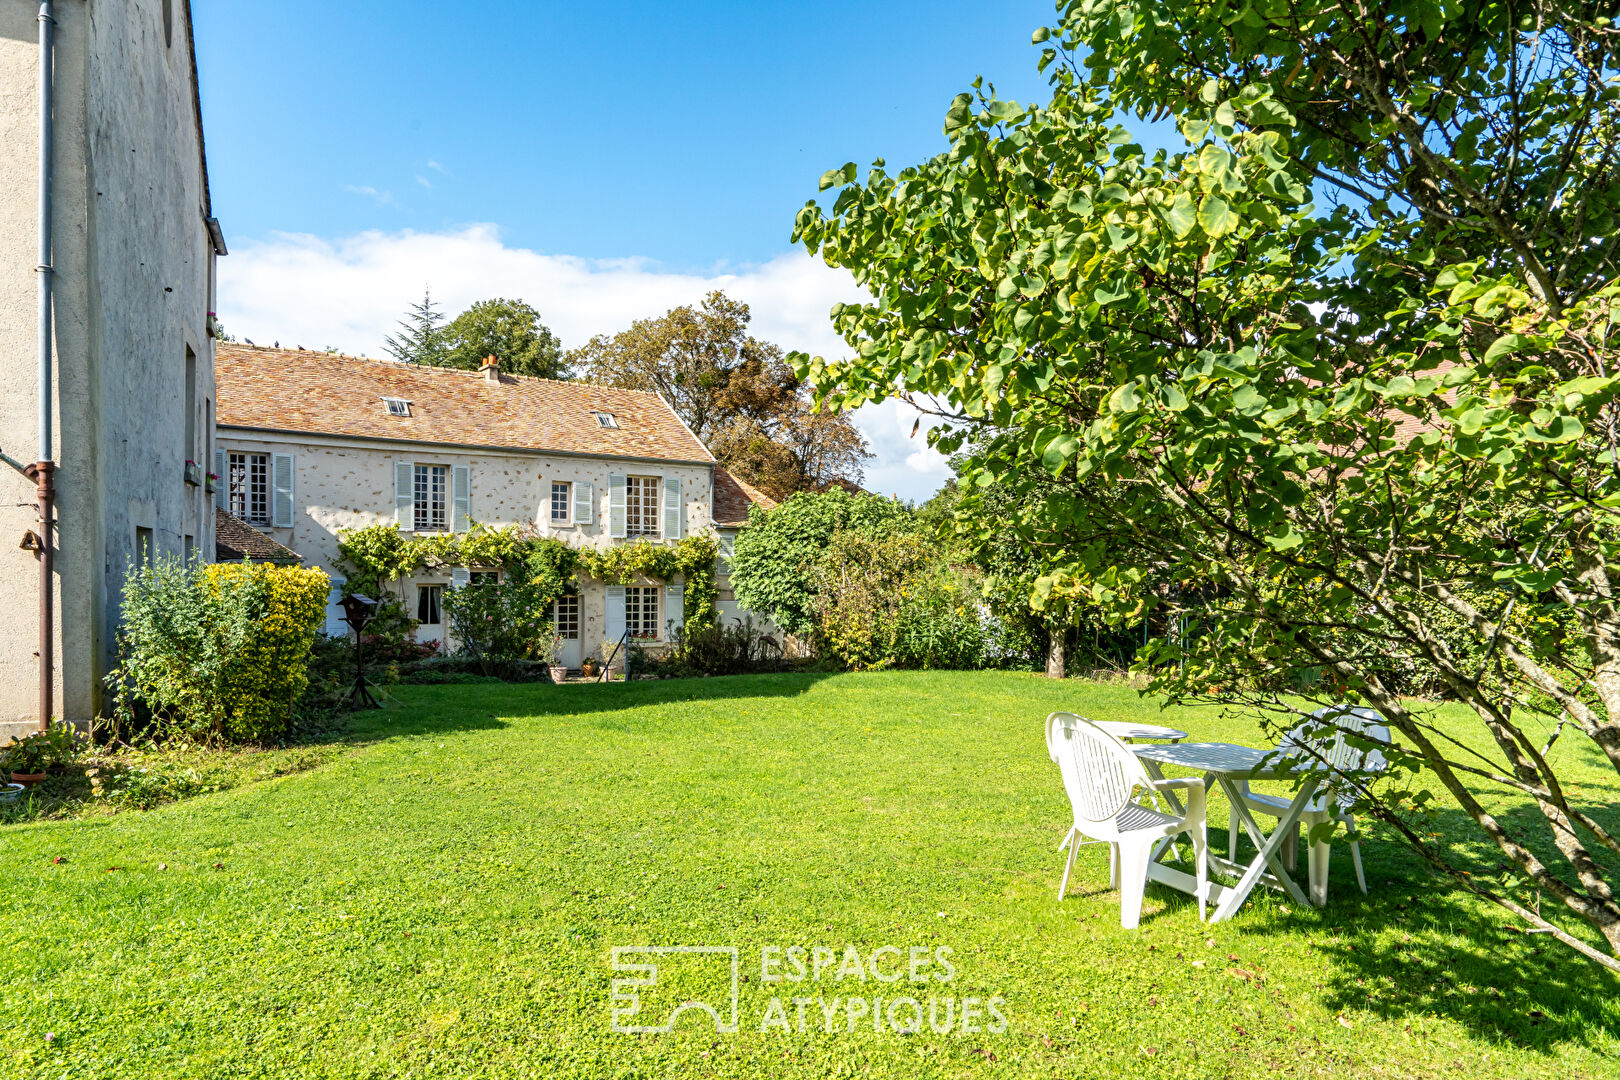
[1047,706,1391,926]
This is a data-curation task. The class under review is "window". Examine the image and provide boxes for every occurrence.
[135,527,154,569]
[184,347,197,462]
[626,586,660,639]
[229,451,270,524]
[183,535,195,564]
[554,594,580,639]
[469,570,500,587]
[550,481,572,524]
[594,412,618,429]
[383,397,412,417]
[414,464,448,531]
[625,475,660,538]
[417,584,443,626]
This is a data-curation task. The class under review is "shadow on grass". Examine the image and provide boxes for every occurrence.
[1223,806,1620,1056]
[339,671,836,742]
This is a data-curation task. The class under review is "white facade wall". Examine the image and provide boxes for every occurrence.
[215,430,728,661]
[0,1,217,730]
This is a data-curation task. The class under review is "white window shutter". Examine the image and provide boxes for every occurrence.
[325,577,347,636]
[452,464,471,532]
[213,449,227,510]
[395,461,415,531]
[605,585,626,642]
[272,453,295,528]
[450,567,470,589]
[573,479,594,525]
[665,584,685,637]
[608,474,627,539]
[662,476,682,540]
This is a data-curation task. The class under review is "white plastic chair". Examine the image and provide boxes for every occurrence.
[1230,705,1390,898]
[1047,711,1208,928]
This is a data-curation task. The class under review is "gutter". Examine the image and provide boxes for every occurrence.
[27,0,56,732]
[214,424,718,469]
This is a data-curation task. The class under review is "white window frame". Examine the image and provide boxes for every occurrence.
[414,464,449,532]
[625,585,660,640]
[550,481,572,525]
[417,583,443,626]
[228,451,270,524]
[625,475,660,539]
[594,412,618,429]
[468,569,501,587]
[553,593,580,640]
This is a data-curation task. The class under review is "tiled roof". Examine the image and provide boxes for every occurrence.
[215,344,714,463]
[712,466,776,527]
[215,508,302,564]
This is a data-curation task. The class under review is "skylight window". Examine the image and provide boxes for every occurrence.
[594,412,619,429]
[383,397,412,417]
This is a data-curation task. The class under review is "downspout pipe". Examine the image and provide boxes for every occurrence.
[28,0,56,732]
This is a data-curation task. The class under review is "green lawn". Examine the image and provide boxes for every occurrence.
[2,671,1617,1078]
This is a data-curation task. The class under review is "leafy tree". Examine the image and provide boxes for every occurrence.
[793,3,1620,968]
[382,288,449,367]
[730,487,912,637]
[443,297,565,378]
[568,290,871,497]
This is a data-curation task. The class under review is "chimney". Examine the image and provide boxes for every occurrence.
[480,355,500,384]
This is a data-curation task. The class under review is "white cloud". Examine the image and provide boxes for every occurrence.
[217,225,954,501]
[414,175,432,189]
[343,185,393,206]
[426,160,449,175]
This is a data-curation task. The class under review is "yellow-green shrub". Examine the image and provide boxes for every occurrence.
[110,560,331,742]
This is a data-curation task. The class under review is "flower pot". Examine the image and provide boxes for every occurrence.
[580,661,598,679]
[10,772,44,786]
[548,665,569,685]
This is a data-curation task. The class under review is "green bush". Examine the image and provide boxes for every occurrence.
[1,721,87,776]
[109,559,330,742]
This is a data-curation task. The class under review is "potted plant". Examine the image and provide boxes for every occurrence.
[580,655,599,680]
[1,721,82,786]
[545,634,569,686]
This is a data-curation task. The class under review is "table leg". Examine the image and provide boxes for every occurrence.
[1210,777,1318,921]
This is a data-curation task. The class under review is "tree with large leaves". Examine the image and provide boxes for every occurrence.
[793,2,1620,968]
[569,290,871,498]
[443,297,565,378]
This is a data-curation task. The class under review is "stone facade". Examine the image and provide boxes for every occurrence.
[0,1,219,733]
[213,427,765,666]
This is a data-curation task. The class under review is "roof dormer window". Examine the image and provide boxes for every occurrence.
[383,397,412,417]
[594,412,619,429]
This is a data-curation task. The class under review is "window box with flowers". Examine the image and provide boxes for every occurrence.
[184,460,203,487]
[204,471,218,494]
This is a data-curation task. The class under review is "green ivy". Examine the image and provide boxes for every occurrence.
[333,524,717,632]
[576,536,720,632]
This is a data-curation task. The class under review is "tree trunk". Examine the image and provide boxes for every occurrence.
[1046,626,1066,679]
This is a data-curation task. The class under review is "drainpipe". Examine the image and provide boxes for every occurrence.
[28,0,56,732]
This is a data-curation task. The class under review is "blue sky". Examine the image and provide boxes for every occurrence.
[195,0,1059,499]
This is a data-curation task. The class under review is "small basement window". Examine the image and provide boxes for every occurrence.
[383,397,412,417]
[594,412,618,429]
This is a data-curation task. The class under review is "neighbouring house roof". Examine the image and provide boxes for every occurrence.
[712,466,777,527]
[214,508,302,564]
[215,344,715,464]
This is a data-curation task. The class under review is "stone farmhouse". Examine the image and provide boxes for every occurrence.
[213,344,776,669]
[0,0,222,734]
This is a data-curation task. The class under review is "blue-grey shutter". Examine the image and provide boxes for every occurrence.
[605,585,626,642]
[450,567,470,589]
[214,449,227,510]
[272,453,295,528]
[665,584,684,638]
[452,464,471,533]
[325,577,347,636]
[662,476,682,540]
[573,479,594,525]
[608,474,627,539]
[395,461,415,531]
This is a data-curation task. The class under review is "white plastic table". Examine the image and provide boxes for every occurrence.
[1132,742,1321,922]
[1093,720,1187,743]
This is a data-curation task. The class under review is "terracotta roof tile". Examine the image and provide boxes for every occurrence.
[216,343,714,463]
[712,466,776,527]
[214,508,302,564]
